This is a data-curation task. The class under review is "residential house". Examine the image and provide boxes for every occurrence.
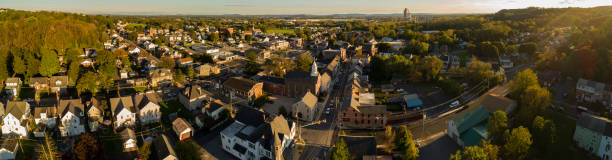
[172,118,193,141]
[29,77,48,92]
[50,76,69,93]
[177,57,193,67]
[321,48,346,60]
[222,77,264,103]
[120,128,137,152]
[339,136,377,160]
[179,84,210,111]
[133,92,162,125]
[447,94,517,147]
[597,117,612,159]
[0,138,18,160]
[4,78,21,97]
[87,98,104,132]
[110,96,137,129]
[1,101,30,137]
[154,134,178,160]
[292,91,320,122]
[252,76,286,96]
[196,63,220,77]
[576,78,606,103]
[58,99,86,137]
[149,69,173,87]
[319,73,332,93]
[203,100,227,120]
[220,108,296,160]
[32,105,57,137]
[284,62,321,98]
[573,113,608,156]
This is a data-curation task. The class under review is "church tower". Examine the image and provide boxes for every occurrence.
[310,60,319,77]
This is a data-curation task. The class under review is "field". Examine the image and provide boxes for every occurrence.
[265,29,295,34]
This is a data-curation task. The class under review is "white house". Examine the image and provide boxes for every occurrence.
[221,109,296,160]
[4,78,21,97]
[110,96,137,129]
[2,101,30,137]
[598,131,612,160]
[133,92,162,126]
[0,138,18,160]
[292,91,319,122]
[58,99,86,137]
[154,134,178,160]
[129,47,140,54]
[202,100,226,120]
[87,98,105,132]
[179,85,209,111]
[33,106,57,137]
[120,128,137,152]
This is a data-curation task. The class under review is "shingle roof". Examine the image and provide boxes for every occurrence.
[154,134,177,159]
[5,101,28,119]
[469,94,516,113]
[296,91,317,110]
[183,84,208,100]
[285,70,317,84]
[0,102,4,116]
[339,136,377,160]
[110,96,135,115]
[223,77,259,92]
[133,92,161,109]
[33,106,57,119]
[205,100,225,113]
[172,118,192,133]
[58,99,85,117]
[120,128,136,141]
[577,112,609,133]
[29,77,48,85]
[50,76,69,88]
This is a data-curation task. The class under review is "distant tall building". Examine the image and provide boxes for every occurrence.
[403,8,413,21]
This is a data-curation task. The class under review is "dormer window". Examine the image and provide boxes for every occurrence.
[55,80,62,86]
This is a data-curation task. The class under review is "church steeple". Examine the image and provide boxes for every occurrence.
[310,59,318,77]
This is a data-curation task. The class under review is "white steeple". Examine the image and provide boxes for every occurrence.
[310,59,318,77]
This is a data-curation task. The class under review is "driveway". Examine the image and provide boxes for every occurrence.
[417,136,461,160]
[262,95,296,115]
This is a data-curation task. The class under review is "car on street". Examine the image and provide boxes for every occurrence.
[449,100,460,108]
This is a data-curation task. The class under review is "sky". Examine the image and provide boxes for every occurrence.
[1,0,611,15]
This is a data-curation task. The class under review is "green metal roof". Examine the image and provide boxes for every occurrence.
[452,106,490,134]
[460,123,489,146]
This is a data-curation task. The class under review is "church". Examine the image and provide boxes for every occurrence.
[284,61,321,98]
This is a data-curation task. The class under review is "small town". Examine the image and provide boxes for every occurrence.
[0,1,611,160]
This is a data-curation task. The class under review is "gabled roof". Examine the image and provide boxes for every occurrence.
[5,77,21,84]
[149,69,172,78]
[234,108,266,127]
[470,94,516,113]
[339,136,377,160]
[133,92,161,109]
[0,102,4,116]
[110,96,135,115]
[205,100,225,113]
[296,91,317,110]
[50,76,69,88]
[29,77,48,85]
[223,77,260,92]
[5,101,28,119]
[154,134,177,159]
[183,84,208,100]
[33,106,57,119]
[120,128,136,141]
[58,99,85,117]
[172,118,193,133]
[577,112,609,133]
[87,98,104,113]
[452,106,489,134]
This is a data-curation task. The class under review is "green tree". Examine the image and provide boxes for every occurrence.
[487,111,508,145]
[209,32,219,43]
[466,58,493,84]
[518,85,551,125]
[76,71,98,96]
[279,105,287,117]
[159,57,176,69]
[175,139,201,160]
[245,34,253,43]
[531,116,556,152]
[244,51,261,77]
[418,56,443,81]
[511,69,539,97]
[502,126,532,160]
[138,142,152,160]
[39,50,60,77]
[396,126,419,160]
[127,32,138,41]
[332,139,353,160]
[450,140,499,160]
[404,39,429,55]
[0,54,9,83]
[519,42,537,56]
[376,42,394,53]
[174,69,184,84]
[25,55,41,80]
[74,133,102,160]
[67,61,80,86]
[12,53,26,76]
[186,67,195,78]
[296,53,313,73]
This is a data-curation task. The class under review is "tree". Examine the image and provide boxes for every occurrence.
[186,67,195,78]
[382,126,395,153]
[511,69,539,97]
[245,34,253,42]
[519,42,537,56]
[138,142,152,160]
[396,126,419,160]
[531,116,556,152]
[159,57,176,69]
[39,50,60,77]
[127,32,138,41]
[332,139,353,160]
[279,105,287,116]
[487,111,508,145]
[174,69,184,84]
[76,71,98,96]
[0,54,9,82]
[67,61,80,86]
[74,133,102,160]
[518,85,551,125]
[450,140,499,160]
[296,53,313,73]
[466,58,493,84]
[175,139,201,160]
[244,51,261,77]
[418,56,443,81]
[208,32,219,43]
[404,39,429,55]
[11,53,26,76]
[503,126,532,160]
[376,42,394,53]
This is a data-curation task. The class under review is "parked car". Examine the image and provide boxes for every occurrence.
[449,100,460,108]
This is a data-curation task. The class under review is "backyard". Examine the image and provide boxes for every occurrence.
[159,100,194,129]
[539,110,593,160]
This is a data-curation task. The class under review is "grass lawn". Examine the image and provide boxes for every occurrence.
[265,29,295,34]
[159,100,194,128]
[540,110,594,160]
